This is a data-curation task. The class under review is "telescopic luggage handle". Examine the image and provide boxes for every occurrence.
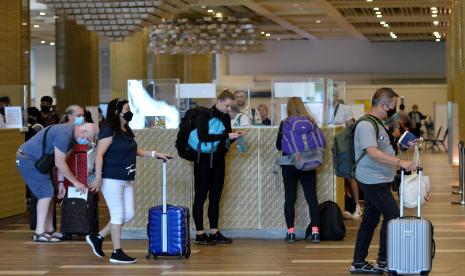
[156,156,173,161]
[157,156,172,253]
[399,142,424,218]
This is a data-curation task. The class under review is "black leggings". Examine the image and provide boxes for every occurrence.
[282,165,319,228]
[193,155,225,231]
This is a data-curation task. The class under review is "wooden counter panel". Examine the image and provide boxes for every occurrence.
[0,129,25,218]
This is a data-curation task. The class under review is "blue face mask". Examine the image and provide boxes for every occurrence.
[76,137,89,145]
[73,116,85,126]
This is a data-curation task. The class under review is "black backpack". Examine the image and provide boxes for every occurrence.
[175,107,210,161]
[317,201,346,241]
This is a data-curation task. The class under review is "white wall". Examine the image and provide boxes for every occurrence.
[31,45,56,108]
[229,39,446,77]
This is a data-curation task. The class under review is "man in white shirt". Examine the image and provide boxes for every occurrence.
[330,99,354,126]
[234,90,261,125]
[228,104,250,127]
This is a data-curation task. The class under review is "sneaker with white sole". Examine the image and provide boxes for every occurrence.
[109,249,136,264]
[86,234,105,258]
[374,261,388,273]
[349,261,383,274]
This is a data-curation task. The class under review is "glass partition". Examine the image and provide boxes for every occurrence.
[327,80,349,124]
[250,82,272,126]
[272,78,329,126]
[176,83,217,118]
[127,79,180,129]
[0,85,28,130]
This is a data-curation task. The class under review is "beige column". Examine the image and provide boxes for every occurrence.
[153,54,184,81]
[448,0,465,141]
[110,30,148,100]
[0,0,29,218]
[55,18,99,113]
[0,0,30,87]
[152,53,212,83]
[183,54,212,83]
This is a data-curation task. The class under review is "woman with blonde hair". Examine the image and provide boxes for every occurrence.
[276,97,326,243]
[286,97,317,123]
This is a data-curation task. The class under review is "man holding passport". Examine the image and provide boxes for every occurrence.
[350,88,416,274]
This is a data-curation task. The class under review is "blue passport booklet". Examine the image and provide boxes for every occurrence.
[398,131,417,149]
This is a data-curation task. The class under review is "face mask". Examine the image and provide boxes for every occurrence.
[41,105,51,112]
[123,111,133,122]
[76,137,89,145]
[386,106,397,118]
[73,116,85,126]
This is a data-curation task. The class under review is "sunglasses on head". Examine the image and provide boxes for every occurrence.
[115,98,127,110]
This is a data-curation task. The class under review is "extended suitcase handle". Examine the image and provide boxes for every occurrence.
[399,144,424,218]
[158,156,171,253]
[156,156,173,161]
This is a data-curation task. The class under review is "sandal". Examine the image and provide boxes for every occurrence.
[32,232,61,242]
[46,231,64,240]
[32,232,51,242]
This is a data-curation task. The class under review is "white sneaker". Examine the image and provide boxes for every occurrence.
[351,206,363,219]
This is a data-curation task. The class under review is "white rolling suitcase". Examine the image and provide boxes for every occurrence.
[387,144,435,275]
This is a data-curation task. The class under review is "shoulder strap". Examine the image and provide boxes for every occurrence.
[42,126,52,155]
[353,115,380,167]
[361,115,380,138]
[333,104,340,118]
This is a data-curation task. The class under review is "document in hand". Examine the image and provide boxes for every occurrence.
[398,131,417,149]
[67,186,88,201]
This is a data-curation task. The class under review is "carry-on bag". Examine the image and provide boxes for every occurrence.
[387,144,435,275]
[146,158,191,259]
[61,193,98,235]
[60,144,99,235]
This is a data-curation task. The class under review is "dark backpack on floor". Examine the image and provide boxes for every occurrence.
[318,201,346,241]
[175,107,210,161]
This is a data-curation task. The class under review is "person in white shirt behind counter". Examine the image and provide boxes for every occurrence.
[228,104,250,127]
[330,99,354,126]
[234,90,261,125]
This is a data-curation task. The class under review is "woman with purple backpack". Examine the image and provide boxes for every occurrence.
[276,97,327,243]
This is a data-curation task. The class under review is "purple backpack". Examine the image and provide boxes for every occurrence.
[282,116,326,155]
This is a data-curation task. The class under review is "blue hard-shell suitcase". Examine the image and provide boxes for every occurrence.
[146,159,191,259]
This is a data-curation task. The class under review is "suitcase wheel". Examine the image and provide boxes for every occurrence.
[145,253,158,259]
[420,272,429,276]
[387,273,397,276]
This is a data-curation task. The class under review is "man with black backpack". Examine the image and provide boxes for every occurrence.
[176,90,244,245]
[349,88,415,274]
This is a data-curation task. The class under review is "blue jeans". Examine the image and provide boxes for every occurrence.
[353,181,399,263]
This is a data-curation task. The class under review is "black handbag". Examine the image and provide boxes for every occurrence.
[35,126,55,174]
